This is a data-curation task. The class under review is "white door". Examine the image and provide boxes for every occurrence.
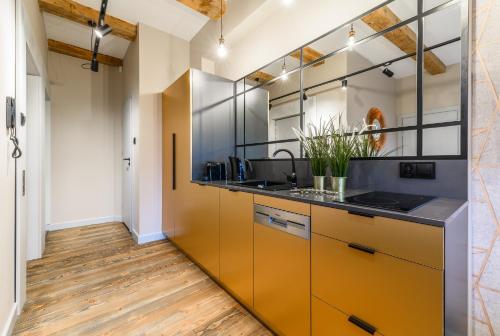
[122,97,133,231]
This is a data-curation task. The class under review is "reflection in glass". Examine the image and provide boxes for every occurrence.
[423,4,461,124]
[269,141,301,159]
[423,126,460,156]
[236,94,244,145]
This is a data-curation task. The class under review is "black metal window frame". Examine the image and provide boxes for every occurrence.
[234,0,469,161]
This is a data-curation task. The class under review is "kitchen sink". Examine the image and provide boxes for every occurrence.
[230,180,291,191]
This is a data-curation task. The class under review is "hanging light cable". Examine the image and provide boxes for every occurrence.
[347,23,356,49]
[217,0,227,58]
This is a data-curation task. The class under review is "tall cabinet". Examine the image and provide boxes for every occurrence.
[162,70,221,279]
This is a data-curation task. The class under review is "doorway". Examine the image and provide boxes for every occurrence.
[122,96,133,232]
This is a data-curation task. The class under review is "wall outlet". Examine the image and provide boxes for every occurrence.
[400,162,436,179]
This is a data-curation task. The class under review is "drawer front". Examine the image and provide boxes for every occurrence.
[312,233,443,336]
[254,194,310,216]
[312,205,443,269]
[312,296,383,336]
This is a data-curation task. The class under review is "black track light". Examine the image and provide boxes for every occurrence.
[341,79,348,90]
[303,91,308,101]
[382,67,394,78]
[95,24,112,38]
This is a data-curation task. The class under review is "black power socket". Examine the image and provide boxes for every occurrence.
[400,162,436,179]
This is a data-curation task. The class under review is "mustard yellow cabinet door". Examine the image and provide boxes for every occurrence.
[190,184,220,279]
[312,233,443,336]
[254,223,310,336]
[220,189,254,308]
[312,296,384,336]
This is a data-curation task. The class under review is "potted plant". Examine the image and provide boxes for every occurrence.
[329,117,370,193]
[293,121,330,191]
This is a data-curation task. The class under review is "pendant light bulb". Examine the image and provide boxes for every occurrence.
[341,79,348,90]
[217,37,227,58]
[347,24,356,49]
[281,59,288,81]
[216,0,227,58]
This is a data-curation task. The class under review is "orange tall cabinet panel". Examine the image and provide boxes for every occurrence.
[162,70,192,246]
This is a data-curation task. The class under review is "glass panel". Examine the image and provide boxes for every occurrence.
[303,0,417,64]
[302,23,418,132]
[245,70,300,145]
[245,49,300,88]
[236,79,245,94]
[423,3,461,124]
[352,130,416,158]
[268,141,301,159]
[245,145,270,160]
[236,94,244,145]
[424,0,452,12]
[423,125,460,155]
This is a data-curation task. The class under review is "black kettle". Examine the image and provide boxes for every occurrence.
[228,156,252,181]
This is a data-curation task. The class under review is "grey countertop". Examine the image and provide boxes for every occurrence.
[192,180,468,228]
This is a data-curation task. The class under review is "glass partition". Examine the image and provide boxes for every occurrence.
[235,0,468,160]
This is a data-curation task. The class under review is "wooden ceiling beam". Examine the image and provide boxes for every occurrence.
[39,0,137,41]
[176,0,227,20]
[247,71,275,83]
[48,39,123,67]
[290,47,325,67]
[361,6,446,75]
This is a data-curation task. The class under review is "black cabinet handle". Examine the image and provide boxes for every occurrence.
[228,188,238,192]
[348,315,377,335]
[348,242,376,255]
[172,133,176,190]
[348,210,374,218]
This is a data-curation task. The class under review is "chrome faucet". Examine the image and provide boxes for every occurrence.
[272,149,297,189]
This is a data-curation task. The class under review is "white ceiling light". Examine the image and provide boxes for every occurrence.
[281,58,288,81]
[282,0,294,6]
[216,0,227,58]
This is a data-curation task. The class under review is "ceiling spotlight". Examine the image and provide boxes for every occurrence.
[382,67,394,78]
[282,0,294,6]
[216,0,227,58]
[95,24,112,38]
[269,103,273,110]
[303,91,308,101]
[281,58,288,81]
[341,79,348,90]
[347,24,356,49]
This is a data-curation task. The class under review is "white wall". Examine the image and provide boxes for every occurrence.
[122,23,190,242]
[0,0,18,333]
[48,52,123,230]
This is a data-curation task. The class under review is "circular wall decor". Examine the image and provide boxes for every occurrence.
[366,107,386,150]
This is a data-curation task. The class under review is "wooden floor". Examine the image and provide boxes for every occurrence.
[14,223,271,336]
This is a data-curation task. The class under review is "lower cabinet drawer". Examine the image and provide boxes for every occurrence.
[312,296,383,336]
[312,233,443,336]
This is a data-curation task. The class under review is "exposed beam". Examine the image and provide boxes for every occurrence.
[361,6,446,75]
[176,0,227,20]
[247,71,274,83]
[48,39,123,67]
[39,0,137,41]
[290,47,325,67]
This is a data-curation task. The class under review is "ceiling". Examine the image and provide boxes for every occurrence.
[43,0,210,59]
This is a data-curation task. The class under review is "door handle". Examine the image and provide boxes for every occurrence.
[348,242,376,255]
[348,315,377,335]
[172,133,176,190]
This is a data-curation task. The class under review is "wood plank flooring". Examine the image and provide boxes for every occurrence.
[14,223,271,336]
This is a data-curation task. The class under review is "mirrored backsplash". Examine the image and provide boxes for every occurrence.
[234,0,467,160]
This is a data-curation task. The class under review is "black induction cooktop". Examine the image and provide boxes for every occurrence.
[344,191,435,213]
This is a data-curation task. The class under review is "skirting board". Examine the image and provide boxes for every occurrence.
[1,303,18,336]
[46,215,123,231]
[132,229,166,244]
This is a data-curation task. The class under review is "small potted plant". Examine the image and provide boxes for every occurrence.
[329,117,370,193]
[293,121,329,191]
